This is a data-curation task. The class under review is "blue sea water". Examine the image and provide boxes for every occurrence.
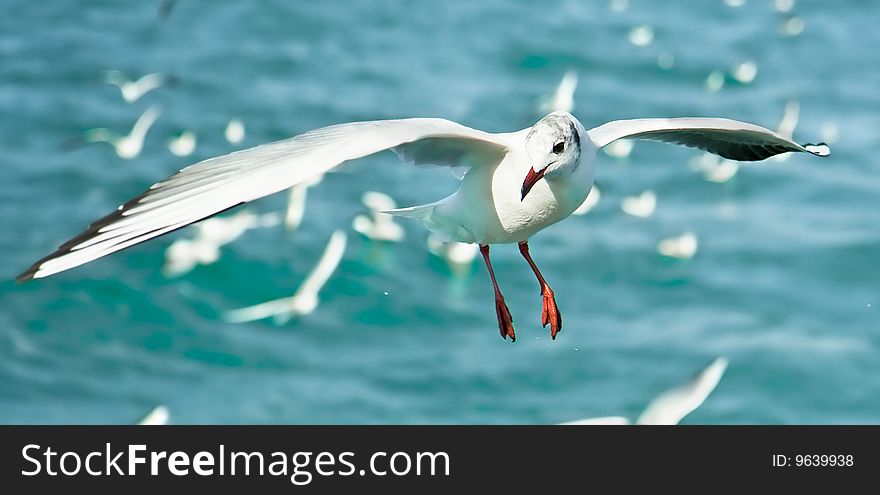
[1,0,877,424]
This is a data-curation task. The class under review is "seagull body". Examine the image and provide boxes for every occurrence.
[102,70,170,103]
[224,230,347,323]
[559,356,729,426]
[19,110,828,341]
[81,106,161,159]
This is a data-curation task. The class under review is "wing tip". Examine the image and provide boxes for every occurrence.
[15,264,42,283]
[803,142,830,157]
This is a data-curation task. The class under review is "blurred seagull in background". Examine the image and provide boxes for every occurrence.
[224,230,347,324]
[352,191,405,242]
[658,232,699,259]
[163,209,280,277]
[559,356,728,425]
[691,151,740,183]
[20,110,829,341]
[73,105,161,159]
[427,233,478,276]
[137,405,170,425]
[538,70,579,114]
[102,70,172,103]
[168,130,197,157]
[225,118,246,144]
[620,190,656,218]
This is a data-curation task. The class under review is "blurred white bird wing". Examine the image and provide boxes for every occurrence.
[129,105,162,140]
[223,298,294,323]
[132,73,168,96]
[635,356,729,425]
[587,117,830,161]
[294,230,347,297]
[19,118,508,280]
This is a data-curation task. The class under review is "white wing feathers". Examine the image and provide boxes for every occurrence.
[18,118,506,281]
[587,117,830,161]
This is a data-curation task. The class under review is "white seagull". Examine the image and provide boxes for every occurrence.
[19,111,829,341]
[224,230,347,323]
[168,130,197,157]
[427,232,479,276]
[225,118,246,144]
[78,105,161,159]
[558,356,729,425]
[102,70,172,103]
[620,189,657,218]
[163,209,280,277]
[352,191,406,242]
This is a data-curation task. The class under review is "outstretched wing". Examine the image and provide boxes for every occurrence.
[587,117,830,161]
[18,118,507,281]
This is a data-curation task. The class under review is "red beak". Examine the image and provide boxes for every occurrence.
[521,168,545,200]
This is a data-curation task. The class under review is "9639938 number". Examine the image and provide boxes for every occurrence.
[795,454,853,467]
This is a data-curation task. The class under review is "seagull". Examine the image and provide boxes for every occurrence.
[225,118,246,144]
[102,70,172,103]
[168,130,197,157]
[658,232,699,259]
[620,189,656,218]
[352,191,405,242]
[18,111,829,342]
[427,232,479,276]
[75,105,161,159]
[691,152,740,183]
[558,356,729,425]
[224,230,347,323]
[538,70,579,114]
[137,405,170,425]
[162,209,280,277]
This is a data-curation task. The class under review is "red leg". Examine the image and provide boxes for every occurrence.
[479,244,515,342]
[518,241,562,339]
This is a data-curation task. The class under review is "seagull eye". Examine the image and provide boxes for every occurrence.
[552,141,565,154]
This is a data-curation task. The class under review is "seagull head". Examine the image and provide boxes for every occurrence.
[522,111,584,200]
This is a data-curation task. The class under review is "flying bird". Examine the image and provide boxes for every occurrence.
[68,105,161,159]
[18,111,829,341]
[224,230,347,323]
[102,70,173,103]
[352,191,406,242]
[558,356,729,425]
[162,209,280,277]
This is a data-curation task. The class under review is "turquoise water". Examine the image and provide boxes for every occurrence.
[1,0,877,424]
